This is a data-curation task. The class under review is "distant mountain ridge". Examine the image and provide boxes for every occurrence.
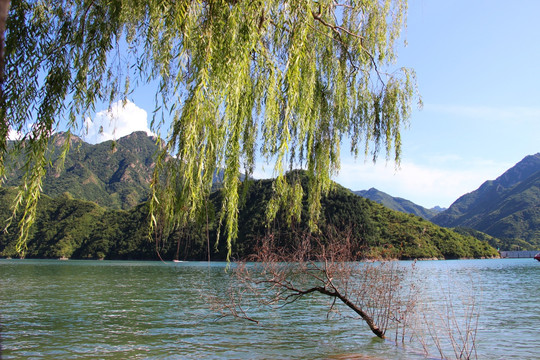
[432,153,540,246]
[5,132,243,209]
[354,188,444,220]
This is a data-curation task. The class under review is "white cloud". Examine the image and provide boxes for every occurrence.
[83,100,153,144]
[251,153,512,209]
[335,158,512,209]
[8,127,23,141]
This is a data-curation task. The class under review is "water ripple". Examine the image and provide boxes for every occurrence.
[1,258,538,359]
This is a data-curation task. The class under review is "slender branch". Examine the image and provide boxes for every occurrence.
[258,268,387,339]
[78,0,97,40]
[309,7,385,86]
[315,284,386,339]
[311,9,364,41]
[333,2,354,10]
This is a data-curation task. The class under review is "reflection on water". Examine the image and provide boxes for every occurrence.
[0,259,538,359]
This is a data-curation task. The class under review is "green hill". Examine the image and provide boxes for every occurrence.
[0,173,498,260]
[0,188,154,259]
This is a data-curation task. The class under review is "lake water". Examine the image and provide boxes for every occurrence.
[0,258,538,359]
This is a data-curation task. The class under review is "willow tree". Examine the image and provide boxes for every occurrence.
[0,0,417,258]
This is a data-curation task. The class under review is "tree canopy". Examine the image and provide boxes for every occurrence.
[0,0,417,258]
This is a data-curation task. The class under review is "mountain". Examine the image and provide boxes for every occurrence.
[355,188,444,219]
[0,172,499,260]
[5,132,240,208]
[0,132,506,258]
[5,131,159,209]
[432,153,540,247]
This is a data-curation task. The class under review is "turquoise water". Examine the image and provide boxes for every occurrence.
[0,258,538,359]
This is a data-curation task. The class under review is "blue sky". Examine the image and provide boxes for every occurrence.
[81,1,540,209]
[335,0,540,208]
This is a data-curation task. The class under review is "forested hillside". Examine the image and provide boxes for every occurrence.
[432,153,540,248]
[4,132,158,209]
[0,173,498,260]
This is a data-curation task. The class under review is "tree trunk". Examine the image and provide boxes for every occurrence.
[0,0,8,77]
[0,0,10,146]
[315,286,386,339]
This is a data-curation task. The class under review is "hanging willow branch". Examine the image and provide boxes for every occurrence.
[1,0,418,259]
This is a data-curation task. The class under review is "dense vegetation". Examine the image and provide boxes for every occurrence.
[0,172,499,260]
[4,132,157,210]
[433,153,540,249]
[0,188,154,259]
[452,227,537,252]
[1,0,416,258]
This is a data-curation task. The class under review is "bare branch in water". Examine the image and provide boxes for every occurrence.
[211,226,419,340]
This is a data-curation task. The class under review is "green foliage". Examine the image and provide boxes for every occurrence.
[0,170,499,260]
[0,188,169,259]
[355,201,498,260]
[453,227,538,252]
[1,0,418,257]
[0,188,106,258]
